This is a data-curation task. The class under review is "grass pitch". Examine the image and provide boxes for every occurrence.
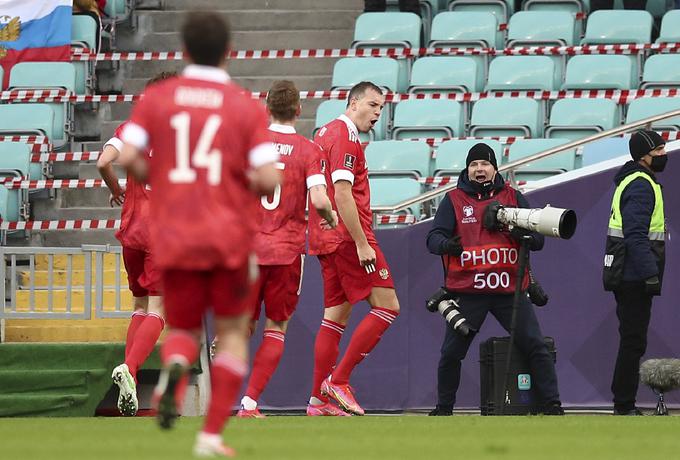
[1,415,678,460]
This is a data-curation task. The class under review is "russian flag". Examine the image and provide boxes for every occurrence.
[0,0,73,89]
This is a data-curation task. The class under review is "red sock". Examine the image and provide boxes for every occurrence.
[125,310,147,359]
[160,329,199,367]
[244,330,285,402]
[126,313,165,380]
[203,352,248,435]
[332,307,398,385]
[311,319,345,402]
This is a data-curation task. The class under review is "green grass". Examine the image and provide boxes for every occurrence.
[1,415,679,460]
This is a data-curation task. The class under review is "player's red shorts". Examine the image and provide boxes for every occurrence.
[122,247,161,297]
[319,241,394,307]
[252,254,304,322]
[161,264,254,330]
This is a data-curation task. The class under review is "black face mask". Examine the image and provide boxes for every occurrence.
[650,155,668,172]
[471,179,494,195]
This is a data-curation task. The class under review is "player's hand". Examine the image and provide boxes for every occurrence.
[320,211,338,230]
[357,242,376,274]
[109,186,125,207]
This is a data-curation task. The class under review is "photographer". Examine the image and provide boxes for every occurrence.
[425,143,563,416]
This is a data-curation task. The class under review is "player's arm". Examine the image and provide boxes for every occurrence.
[309,184,337,228]
[96,143,125,206]
[334,180,376,269]
[249,161,280,196]
[119,123,149,182]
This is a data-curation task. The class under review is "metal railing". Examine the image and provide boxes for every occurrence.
[371,108,680,215]
[0,244,130,319]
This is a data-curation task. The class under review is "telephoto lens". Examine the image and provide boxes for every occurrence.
[437,299,477,337]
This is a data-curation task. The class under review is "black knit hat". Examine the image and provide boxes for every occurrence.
[466,143,498,170]
[629,130,665,161]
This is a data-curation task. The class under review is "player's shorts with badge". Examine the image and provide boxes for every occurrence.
[252,254,304,322]
[319,241,394,307]
[122,247,161,297]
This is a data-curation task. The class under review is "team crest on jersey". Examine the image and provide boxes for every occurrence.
[461,205,477,224]
[379,268,390,280]
[344,153,356,169]
[318,127,327,137]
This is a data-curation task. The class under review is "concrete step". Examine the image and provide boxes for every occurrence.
[32,203,121,221]
[137,10,359,32]
[59,188,114,208]
[78,163,125,181]
[19,269,128,288]
[161,0,363,11]
[33,230,119,247]
[234,75,331,93]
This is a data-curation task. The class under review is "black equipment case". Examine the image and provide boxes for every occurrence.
[479,336,556,415]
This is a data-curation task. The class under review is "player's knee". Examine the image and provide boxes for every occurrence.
[264,318,288,334]
[147,295,163,316]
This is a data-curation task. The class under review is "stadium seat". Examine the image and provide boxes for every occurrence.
[470,98,542,137]
[561,55,636,90]
[0,142,30,221]
[581,10,653,45]
[448,0,514,25]
[434,139,502,175]
[641,54,680,89]
[409,57,482,93]
[71,13,99,94]
[104,0,130,20]
[8,62,75,146]
[369,177,422,218]
[365,140,432,177]
[507,11,576,46]
[0,185,10,223]
[506,138,576,182]
[385,0,437,45]
[656,10,680,43]
[0,104,55,180]
[546,99,620,141]
[485,56,556,91]
[429,11,501,49]
[332,58,401,92]
[523,0,587,15]
[314,99,387,142]
[391,100,465,139]
[626,97,680,131]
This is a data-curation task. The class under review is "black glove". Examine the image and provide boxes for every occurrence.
[527,270,549,307]
[443,235,463,257]
[645,276,661,296]
[510,226,536,245]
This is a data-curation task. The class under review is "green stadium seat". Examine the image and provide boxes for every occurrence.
[104,0,130,20]
[434,139,502,175]
[429,11,501,48]
[331,58,400,92]
[470,98,542,137]
[561,55,636,90]
[391,100,465,139]
[656,10,680,43]
[409,57,482,93]
[0,186,10,223]
[507,11,577,46]
[485,56,556,91]
[507,138,576,182]
[8,62,75,145]
[641,54,680,89]
[0,104,56,179]
[0,142,30,221]
[546,99,620,141]
[581,10,652,45]
[314,100,387,142]
[385,0,437,44]
[72,13,99,94]
[365,140,432,177]
[626,97,680,131]
[448,0,514,26]
[523,0,587,15]
[369,177,422,218]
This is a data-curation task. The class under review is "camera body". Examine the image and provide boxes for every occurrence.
[426,288,477,337]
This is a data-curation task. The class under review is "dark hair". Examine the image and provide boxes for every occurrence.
[346,81,383,108]
[181,12,230,67]
[266,80,300,122]
[146,71,178,87]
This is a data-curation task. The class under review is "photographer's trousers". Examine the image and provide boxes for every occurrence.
[437,293,560,409]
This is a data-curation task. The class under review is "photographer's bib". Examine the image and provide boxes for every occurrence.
[445,186,528,294]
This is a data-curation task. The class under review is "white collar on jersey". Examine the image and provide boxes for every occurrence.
[269,123,296,134]
[182,64,231,84]
[337,114,359,139]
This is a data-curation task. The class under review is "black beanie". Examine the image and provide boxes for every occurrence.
[466,143,498,170]
[629,130,665,161]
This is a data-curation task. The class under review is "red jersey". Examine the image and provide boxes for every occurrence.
[445,184,528,294]
[254,124,326,265]
[106,122,151,251]
[312,115,376,253]
[122,65,277,270]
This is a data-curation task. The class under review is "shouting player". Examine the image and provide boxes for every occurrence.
[237,80,338,418]
[119,12,279,457]
[308,82,400,416]
[98,71,176,417]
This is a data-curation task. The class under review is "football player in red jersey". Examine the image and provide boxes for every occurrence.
[236,80,338,418]
[98,71,176,418]
[307,82,400,416]
[119,12,279,457]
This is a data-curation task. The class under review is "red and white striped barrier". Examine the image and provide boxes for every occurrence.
[375,214,417,225]
[30,151,101,162]
[0,219,120,231]
[417,177,456,187]
[0,178,121,190]
[0,135,51,153]
[69,43,680,61]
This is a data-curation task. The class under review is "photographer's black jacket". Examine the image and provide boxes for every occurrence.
[426,170,545,255]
